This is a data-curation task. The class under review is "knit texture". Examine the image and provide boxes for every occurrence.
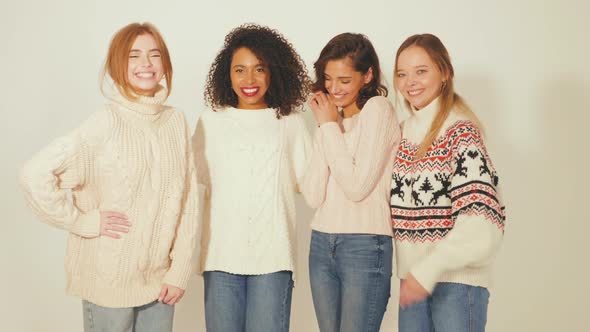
[390,98,505,292]
[301,96,401,236]
[20,87,200,308]
[192,108,311,277]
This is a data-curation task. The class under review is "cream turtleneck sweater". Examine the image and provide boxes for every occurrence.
[20,87,199,308]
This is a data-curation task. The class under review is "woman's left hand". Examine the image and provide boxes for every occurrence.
[308,91,339,125]
[399,273,429,308]
[158,283,185,305]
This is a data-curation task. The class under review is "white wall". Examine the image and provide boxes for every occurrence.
[1,0,588,331]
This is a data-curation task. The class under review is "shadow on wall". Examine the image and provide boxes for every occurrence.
[461,73,589,332]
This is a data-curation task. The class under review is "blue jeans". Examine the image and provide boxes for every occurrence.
[82,300,174,332]
[309,230,393,332]
[398,282,490,332]
[204,270,294,332]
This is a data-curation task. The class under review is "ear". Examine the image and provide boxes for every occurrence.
[363,67,374,84]
[442,70,451,83]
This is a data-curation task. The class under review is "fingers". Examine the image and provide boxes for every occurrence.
[168,290,185,305]
[101,230,122,239]
[163,288,177,304]
[316,91,330,106]
[308,92,335,113]
[107,225,130,233]
[158,286,168,303]
[101,211,131,226]
[158,284,185,305]
[173,291,185,304]
[103,211,128,220]
[399,283,426,309]
[308,97,320,112]
[164,288,182,305]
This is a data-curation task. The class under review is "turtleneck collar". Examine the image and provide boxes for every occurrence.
[411,97,439,125]
[403,97,441,144]
[111,85,168,116]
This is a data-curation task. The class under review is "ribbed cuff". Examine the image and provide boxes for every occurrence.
[163,260,194,290]
[70,209,101,238]
[410,256,444,293]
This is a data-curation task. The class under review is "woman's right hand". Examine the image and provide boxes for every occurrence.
[308,91,339,126]
[99,211,130,239]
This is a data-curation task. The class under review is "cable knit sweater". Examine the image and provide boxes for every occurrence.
[301,96,401,236]
[390,98,505,293]
[20,87,199,308]
[192,108,311,276]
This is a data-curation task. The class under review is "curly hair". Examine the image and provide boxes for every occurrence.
[204,23,311,118]
[312,33,387,109]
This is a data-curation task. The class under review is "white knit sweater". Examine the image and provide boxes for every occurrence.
[20,87,199,308]
[192,108,311,276]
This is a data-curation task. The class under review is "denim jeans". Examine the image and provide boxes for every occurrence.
[82,300,174,332]
[398,282,490,332]
[309,230,393,332]
[204,270,294,332]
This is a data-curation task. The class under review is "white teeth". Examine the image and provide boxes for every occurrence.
[332,95,345,99]
[408,90,422,96]
[136,72,154,78]
[243,88,258,93]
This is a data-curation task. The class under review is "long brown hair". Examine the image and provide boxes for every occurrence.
[103,22,172,100]
[313,33,387,109]
[394,34,481,160]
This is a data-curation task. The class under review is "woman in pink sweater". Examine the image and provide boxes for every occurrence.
[301,33,401,332]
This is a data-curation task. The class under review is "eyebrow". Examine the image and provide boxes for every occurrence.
[232,63,265,69]
[396,65,428,72]
[324,73,352,79]
[129,48,161,52]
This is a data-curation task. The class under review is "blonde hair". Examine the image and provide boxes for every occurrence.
[394,34,482,160]
[102,22,172,100]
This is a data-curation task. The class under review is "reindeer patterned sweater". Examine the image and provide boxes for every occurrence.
[390,98,505,293]
[20,87,199,308]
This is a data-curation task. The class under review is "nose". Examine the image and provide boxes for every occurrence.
[327,81,339,94]
[246,70,256,84]
[406,73,416,86]
[140,54,152,67]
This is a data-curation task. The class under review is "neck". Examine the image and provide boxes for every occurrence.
[342,103,361,118]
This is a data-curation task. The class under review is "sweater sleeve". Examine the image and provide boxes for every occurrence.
[319,96,401,202]
[19,110,110,238]
[191,115,210,200]
[290,113,313,193]
[164,116,201,290]
[300,128,330,208]
[410,123,505,292]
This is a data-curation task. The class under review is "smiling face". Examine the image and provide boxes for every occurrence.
[395,45,446,110]
[126,34,164,96]
[230,47,270,110]
[323,57,372,114]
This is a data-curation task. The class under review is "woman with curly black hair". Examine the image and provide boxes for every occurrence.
[192,23,311,332]
[300,33,401,332]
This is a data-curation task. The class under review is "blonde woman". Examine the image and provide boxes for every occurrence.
[390,34,505,332]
